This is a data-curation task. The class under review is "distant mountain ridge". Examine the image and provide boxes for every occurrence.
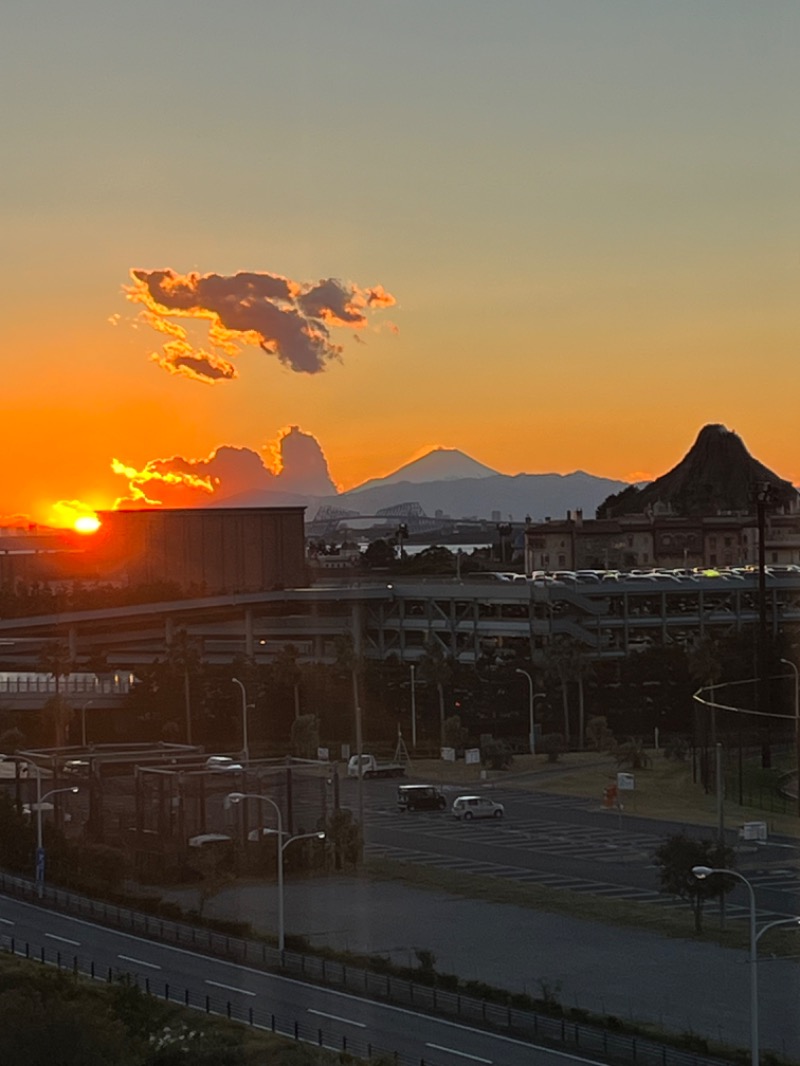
[308,469,629,523]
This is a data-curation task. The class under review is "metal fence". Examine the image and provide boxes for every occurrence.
[0,933,404,1066]
[0,870,742,1066]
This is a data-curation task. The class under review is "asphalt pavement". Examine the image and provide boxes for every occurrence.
[159,874,800,1060]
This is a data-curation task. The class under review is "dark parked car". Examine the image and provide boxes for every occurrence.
[397,784,447,811]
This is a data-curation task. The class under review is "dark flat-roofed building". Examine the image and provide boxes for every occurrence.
[94,507,307,594]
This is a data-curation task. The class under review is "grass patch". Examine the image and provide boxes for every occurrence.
[410,751,800,838]
[364,856,800,957]
[0,951,365,1065]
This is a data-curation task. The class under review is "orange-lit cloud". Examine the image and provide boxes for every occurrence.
[126,268,397,380]
[47,499,100,530]
[112,427,336,509]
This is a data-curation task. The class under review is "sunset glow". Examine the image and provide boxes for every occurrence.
[74,515,101,534]
[1,3,797,525]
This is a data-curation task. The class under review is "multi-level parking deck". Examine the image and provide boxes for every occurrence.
[0,573,797,679]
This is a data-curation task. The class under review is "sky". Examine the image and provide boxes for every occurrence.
[2,1,798,527]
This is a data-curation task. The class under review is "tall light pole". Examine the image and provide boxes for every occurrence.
[80,700,93,748]
[231,678,250,764]
[690,866,800,1066]
[515,669,544,755]
[779,658,800,817]
[226,791,324,952]
[409,663,417,750]
[35,783,79,898]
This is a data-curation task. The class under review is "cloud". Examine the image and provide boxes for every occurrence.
[112,427,336,508]
[126,267,397,379]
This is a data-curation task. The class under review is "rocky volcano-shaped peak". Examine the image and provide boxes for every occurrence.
[598,424,797,518]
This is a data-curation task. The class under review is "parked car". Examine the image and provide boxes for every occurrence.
[205,756,244,772]
[397,784,447,811]
[452,795,505,820]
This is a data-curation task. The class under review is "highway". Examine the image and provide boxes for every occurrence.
[0,894,609,1066]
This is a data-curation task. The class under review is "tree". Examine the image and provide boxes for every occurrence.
[654,834,736,932]
[0,981,134,1066]
[546,638,589,746]
[36,640,73,696]
[539,733,565,764]
[362,538,395,570]
[323,807,362,869]
[41,695,74,749]
[417,639,453,746]
[37,641,74,745]
[273,643,303,720]
[290,714,320,758]
[585,716,615,753]
[165,629,204,746]
[614,737,651,769]
[442,714,469,751]
[184,842,235,918]
[480,736,513,770]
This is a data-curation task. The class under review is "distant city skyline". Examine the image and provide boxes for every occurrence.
[3,2,797,526]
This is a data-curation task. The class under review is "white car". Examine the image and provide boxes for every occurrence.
[452,795,505,821]
[205,756,244,772]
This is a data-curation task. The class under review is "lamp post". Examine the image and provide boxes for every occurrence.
[226,792,324,951]
[35,784,79,898]
[0,754,79,898]
[515,669,544,755]
[409,663,417,750]
[690,866,800,1066]
[80,700,93,748]
[231,678,250,764]
[779,658,800,818]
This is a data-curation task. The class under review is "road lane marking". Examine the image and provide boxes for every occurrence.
[0,918,14,926]
[426,1043,492,1063]
[118,954,161,970]
[308,1008,366,1028]
[45,933,80,946]
[205,979,256,997]
[3,899,610,1064]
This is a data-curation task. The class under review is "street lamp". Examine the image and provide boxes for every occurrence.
[231,678,250,764]
[1,754,80,897]
[80,700,93,748]
[779,658,800,818]
[515,669,545,755]
[34,785,79,898]
[692,866,800,1066]
[409,663,417,750]
[226,791,324,951]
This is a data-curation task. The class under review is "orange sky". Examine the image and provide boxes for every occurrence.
[2,3,797,528]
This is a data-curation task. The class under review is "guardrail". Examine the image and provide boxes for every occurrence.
[0,870,743,1066]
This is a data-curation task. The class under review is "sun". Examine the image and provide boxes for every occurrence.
[74,515,101,534]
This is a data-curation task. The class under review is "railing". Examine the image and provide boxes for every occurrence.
[0,676,134,696]
[0,870,742,1066]
[0,933,403,1065]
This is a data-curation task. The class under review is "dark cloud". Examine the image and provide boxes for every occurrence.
[112,427,336,508]
[127,267,396,379]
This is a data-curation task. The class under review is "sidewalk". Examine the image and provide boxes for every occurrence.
[159,875,800,1060]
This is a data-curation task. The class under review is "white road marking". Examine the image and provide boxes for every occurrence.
[0,918,14,926]
[205,979,256,997]
[308,1008,366,1028]
[45,933,80,946]
[118,954,161,970]
[5,899,608,1064]
[426,1043,492,1063]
